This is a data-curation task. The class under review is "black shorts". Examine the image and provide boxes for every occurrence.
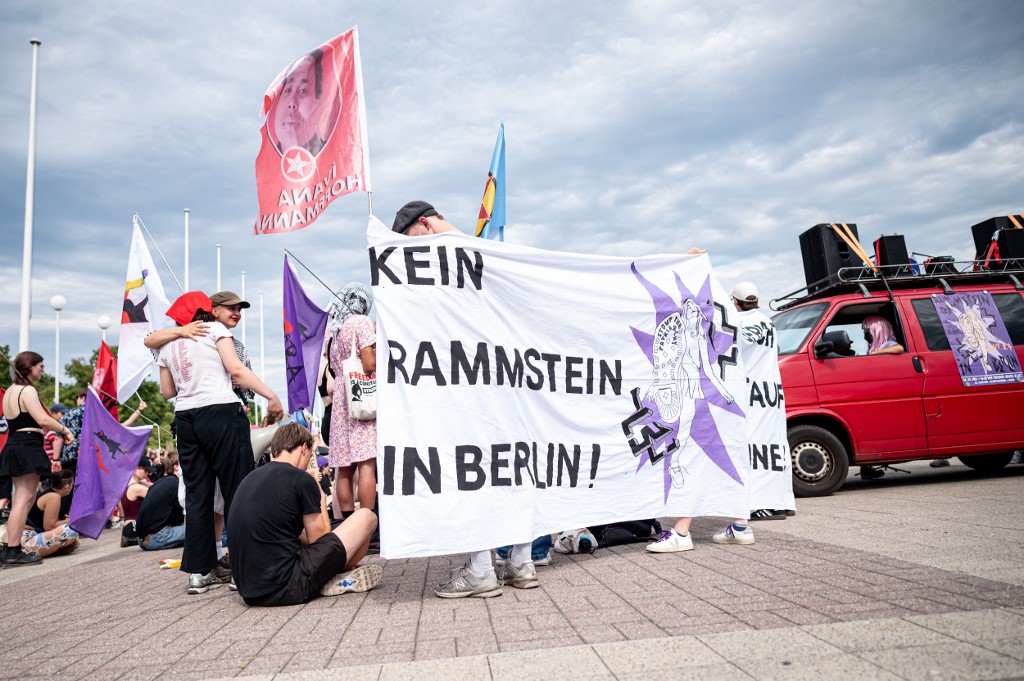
[244,533,348,607]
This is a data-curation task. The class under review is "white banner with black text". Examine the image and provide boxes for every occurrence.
[369,216,751,558]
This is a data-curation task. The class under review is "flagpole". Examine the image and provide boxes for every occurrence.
[240,271,247,350]
[183,208,190,291]
[135,213,185,294]
[283,249,343,303]
[259,289,266,419]
[18,39,42,353]
[367,191,373,216]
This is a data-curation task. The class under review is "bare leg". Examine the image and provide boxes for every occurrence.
[332,507,376,569]
[672,517,693,535]
[6,474,40,549]
[334,465,355,515]
[354,459,376,511]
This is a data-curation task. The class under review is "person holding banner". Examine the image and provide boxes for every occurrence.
[0,352,74,566]
[391,201,537,597]
[729,282,795,522]
[156,292,283,595]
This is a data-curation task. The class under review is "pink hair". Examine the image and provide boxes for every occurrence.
[862,315,896,354]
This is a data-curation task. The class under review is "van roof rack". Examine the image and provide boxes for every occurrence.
[770,259,1024,311]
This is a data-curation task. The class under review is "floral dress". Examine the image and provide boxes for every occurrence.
[328,315,376,467]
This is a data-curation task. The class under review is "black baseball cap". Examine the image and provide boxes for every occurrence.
[392,201,438,234]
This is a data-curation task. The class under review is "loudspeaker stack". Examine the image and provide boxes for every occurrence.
[799,223,863,293]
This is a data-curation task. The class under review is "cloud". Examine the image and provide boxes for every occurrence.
[1,0,1022,402]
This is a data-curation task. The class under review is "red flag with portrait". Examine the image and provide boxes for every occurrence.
[253,27,372,236]
[92,342,119,420]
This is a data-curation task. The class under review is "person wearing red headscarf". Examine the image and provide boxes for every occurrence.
[155,292,283,595]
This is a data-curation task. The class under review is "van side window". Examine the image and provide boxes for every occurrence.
[818,303,905,358]
[911,299,950,351]
[912,294,1024,351]
[994,294,1024,345]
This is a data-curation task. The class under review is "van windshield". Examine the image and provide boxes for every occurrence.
[772,303,828,355]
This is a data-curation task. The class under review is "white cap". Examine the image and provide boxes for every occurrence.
[731,281,759,303]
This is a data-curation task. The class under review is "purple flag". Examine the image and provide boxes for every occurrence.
[931,291,1023,387]
[283,255,329,412]
[69,388,152,539]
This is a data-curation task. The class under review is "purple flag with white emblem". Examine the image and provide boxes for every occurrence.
[283,255,329,412]
[69,388,152,539]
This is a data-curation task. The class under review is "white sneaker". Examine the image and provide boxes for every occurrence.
[186,572,222,595]
[712,524,755,545]
[534,549,552,567]
[646,529,693,553]
[320,564,383,597]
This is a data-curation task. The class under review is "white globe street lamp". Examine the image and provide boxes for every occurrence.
[97,314,112,343]
[50,294,66,403]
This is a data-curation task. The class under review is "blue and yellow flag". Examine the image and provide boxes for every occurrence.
[475,124,506,241]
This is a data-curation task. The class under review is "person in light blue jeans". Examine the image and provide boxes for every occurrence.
[136,453,186,551]
[497,535,553,565]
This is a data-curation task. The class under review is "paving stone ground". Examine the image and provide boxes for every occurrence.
[1,461,1022,680]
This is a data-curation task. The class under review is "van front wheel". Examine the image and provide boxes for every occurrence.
[789,425,850,497]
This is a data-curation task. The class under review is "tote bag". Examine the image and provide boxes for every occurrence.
[343,332,376,420]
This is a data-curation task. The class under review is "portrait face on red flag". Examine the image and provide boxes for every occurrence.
[267,49,342,158]
[254,28,372,236]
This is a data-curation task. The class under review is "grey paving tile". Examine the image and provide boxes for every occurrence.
[860,641,1024,680]
[802,618,960,652]
[594,637,727,674]
[698,627,845,663]
[489,645,613,680]
[734,652,903,681]
[614,663,753,681]
[377,656,491,680]
[905,607,1024,642]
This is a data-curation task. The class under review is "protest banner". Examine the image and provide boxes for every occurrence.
[736,309,795,512]
[931,291,1023,387]
[368,217,750,558]
[254,27,371,235]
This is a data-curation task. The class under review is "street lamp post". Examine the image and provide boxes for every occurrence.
[50,294,66,402]
[19,39,42,352]
[97,314,112,344]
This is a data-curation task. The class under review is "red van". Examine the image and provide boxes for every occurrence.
[771,265,1024,496]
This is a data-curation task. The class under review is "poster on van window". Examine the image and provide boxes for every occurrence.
[931,292,1023,387]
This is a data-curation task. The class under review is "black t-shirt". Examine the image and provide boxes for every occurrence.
[227,462,323,600]
[135,476,184,537]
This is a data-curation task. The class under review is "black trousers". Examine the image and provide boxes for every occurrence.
[176,403,254,575]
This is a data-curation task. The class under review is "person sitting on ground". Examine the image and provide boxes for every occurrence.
[23,472,80,558]
[136,452,186,551]
[227,423,382,606]
[118,460,152,545]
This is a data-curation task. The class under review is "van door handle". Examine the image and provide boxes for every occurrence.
[912,356,924,373]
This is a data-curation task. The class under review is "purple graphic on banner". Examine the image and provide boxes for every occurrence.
[69,389,152,539]
[283,255,329,412]
[625,263,743,501]
[931,292,1022,387]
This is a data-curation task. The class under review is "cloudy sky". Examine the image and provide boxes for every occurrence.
[2,1,1022,403]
